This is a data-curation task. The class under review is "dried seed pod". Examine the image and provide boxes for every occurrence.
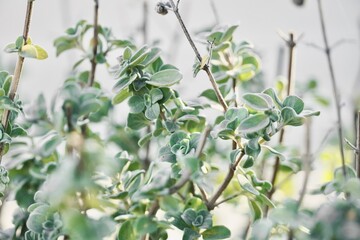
[293,0,305,6]
[156,2,169,15]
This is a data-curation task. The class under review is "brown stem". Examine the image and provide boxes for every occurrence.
[357,112,360,178]
[267,32,296,204]
[213,193,242,208]
[297,119,312,208]
[0,0,35,162]
[88,0,99,87]
[142,0,148,44]
[317,0,346,178]
[207,151,245,210]
[232,77,238,107]
[168,0,228,112]
[286,33,296,95]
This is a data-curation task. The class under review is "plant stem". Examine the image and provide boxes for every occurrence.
[168,0,228,112]
[213,193,242,208]
[357,112,360,178]
[208,0,220,25]
[0,0,35,162]
[267,32,296,204]
[298,119,312,209]
[317,0,346,178]
[88,0,99,87]
[207,151,245,210]
[142,0,148,44]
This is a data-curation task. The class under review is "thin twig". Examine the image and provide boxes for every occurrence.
[208,0,220,25]
[213,193,242,208]
[298,119,312,208]
[88,0,99,87]
[317,0,346,178]
[207,151,245,210]
[357,112,360,178]
[167,0,228,112]
[142,0,148,44]
[267,32,297,205]
[0,0,35,162]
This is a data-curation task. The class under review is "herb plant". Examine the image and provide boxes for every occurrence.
[0,0,359,240]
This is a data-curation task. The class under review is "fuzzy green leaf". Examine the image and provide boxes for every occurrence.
[145,103,160,120]
[118,221,136,240]
[128,95,146,113]
[281,107,305,126]
[147,69,182,87]
[202,226,231,240]
[239,114,270,133]
[242,93,272,111]
[283,96,304,114]
[127,113,149,130]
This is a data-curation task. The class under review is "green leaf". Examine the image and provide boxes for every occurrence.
[11,125,27,138]
[123,47,132,60]
[242,156,254,168]
[344,178,360,199]
[202,226,231,240]
[170,131,188,146]
[26,213,46,234]
[128,95,145,113]
[225,107,248,122]
[220,25,238,42]
[79,99,101,116]
[112,89,131,105]
[147,69,182,87]
[145,103,160,120]
[159,145,176,163]
[283,96,304,114]
[257,193,275,209]
[281,107,305,126]
[262,88,283,108]
[113,74,138,92]
[134,216,157,235]
[0,96,20,112]
[4,43,18,53]
[16,36,25,49]
[38,134,62,158]
[110,39,136,49]
[237,174,259,196]
[181,209,197,226]
[250,219,273,240]
[159,196,183,214]
[239,114,270,134]
[138,132,152,147]
[248,200,263,221]
[301,110,321,117]
[261,145,286,161]
[118,221,136,240]
[238,64,256,81]
[19,44,48,60]
[242,93,272,111]
[129,46,150,67]
[140,48,161,67]
[127,113,149,130]
[230,149,242,164]
[33,45,48,60]
[183,227,201,240]
[150,88,164,104]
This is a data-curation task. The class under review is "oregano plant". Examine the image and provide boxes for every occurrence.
[0,0,359,240]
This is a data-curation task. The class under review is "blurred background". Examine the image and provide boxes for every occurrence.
[0,0,359,238]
